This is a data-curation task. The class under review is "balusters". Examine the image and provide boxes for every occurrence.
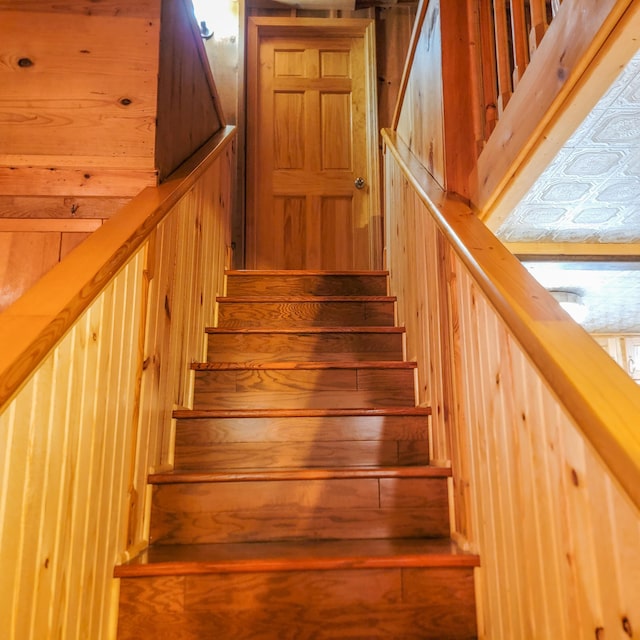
[528,0,549,55]
[478,0,499,138]
[509,0,529,88]
[492,0,513,113]
[474,0,561,140]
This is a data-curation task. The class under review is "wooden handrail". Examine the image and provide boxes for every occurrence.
[383,127,640,511]
[0,125,236,410]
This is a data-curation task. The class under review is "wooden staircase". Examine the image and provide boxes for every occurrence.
[115,271,479,639]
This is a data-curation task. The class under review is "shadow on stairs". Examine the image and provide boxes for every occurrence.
[115,270,479,639]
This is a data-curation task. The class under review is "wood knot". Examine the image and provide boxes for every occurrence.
[18,57,33,68]
[120,97,132,106]
[595,628,605,640]
[622,617,633,637]
[571,468,579,487]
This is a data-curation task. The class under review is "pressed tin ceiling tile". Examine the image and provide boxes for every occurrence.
[497,51,640,245]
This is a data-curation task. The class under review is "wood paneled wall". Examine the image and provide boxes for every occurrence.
[395,0,445,189]
[394,0,476,198]
[383,132,640,639]
[0,129,235,640]
[155,0,225,181]
[0,2,161,188]
[0,0,226,305]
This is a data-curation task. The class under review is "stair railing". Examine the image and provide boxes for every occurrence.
[383,128,640,639]
[472,0,637,218]
[0,125,235,640]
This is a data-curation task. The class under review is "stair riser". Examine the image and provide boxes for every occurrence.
[175,415,429,469]
[174,440,429,470]
[118,567,476,639]
[217,301,395,328]
[150,478,449,544]
[193,369,416,410]
[226,274,388,297]
[175,415,429,445]
[207,332,403,362]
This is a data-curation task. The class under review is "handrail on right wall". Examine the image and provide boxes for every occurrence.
[387,0,640,634]
[383,127,640,637]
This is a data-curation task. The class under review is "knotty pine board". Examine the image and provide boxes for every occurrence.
[0,11,159,163]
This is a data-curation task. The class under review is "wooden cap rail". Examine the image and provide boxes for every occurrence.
[382,127,640,512]
[0,126,236,410]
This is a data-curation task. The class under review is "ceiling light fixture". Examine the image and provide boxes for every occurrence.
[549,290,588,324]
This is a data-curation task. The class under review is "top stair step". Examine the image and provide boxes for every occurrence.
[225,270,388,297]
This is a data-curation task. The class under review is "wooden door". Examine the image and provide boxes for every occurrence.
[246,18,380,270]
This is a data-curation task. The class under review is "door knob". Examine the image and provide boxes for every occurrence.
[354,177,366,190]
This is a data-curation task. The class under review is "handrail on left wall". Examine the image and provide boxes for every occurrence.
[0,125,235,410]
[0,125,236,640]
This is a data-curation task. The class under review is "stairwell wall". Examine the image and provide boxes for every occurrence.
[385,0,640,635]
[384,126,640,640]
[0,130,235,640]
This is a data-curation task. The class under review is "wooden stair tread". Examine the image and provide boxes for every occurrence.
[206,326,405,334]
[115,538,478,577]
[192,360,417,371]
[173,407,432,419]
[218,295,396,302]
[149,465,451,484]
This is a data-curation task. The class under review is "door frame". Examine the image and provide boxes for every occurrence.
[246,17,381,269]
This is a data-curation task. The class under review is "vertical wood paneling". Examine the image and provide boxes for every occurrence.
[376,5,417,130]
[396,0,445,188]
[154,0,224,180]
[0,138,234,640]
[384,147,640,640]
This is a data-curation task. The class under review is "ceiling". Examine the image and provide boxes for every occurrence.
[496,49,640,337]
[522,260,640,333]
[497,49,640,244]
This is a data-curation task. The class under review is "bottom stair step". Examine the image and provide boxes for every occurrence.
[116,538,478,576]
[116,539,479,640]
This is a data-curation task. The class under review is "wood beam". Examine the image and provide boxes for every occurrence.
[504,242,640,259]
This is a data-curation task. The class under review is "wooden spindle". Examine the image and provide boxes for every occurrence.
[509,0,529,87]
[528,0,548,55]
[478,0,499,139]
[492,0,512,113]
